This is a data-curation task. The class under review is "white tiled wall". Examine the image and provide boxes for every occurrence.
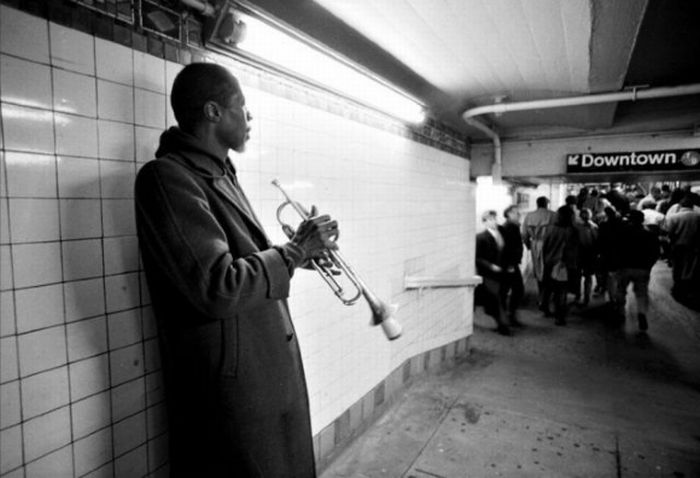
[0,4,475,476]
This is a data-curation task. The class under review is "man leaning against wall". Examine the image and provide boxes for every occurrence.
[134,62,339,477]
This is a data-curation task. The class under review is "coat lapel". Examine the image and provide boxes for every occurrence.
[210,175,271,247]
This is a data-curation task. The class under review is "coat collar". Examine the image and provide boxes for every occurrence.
[156,127,271,247]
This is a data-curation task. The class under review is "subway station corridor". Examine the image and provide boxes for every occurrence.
[320,263,700,478]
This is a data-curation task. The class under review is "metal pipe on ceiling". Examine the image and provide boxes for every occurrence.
[462,83,700,182]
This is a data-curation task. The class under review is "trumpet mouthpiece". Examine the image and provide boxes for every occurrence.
[380,316,403,341]
[371,302,401,340]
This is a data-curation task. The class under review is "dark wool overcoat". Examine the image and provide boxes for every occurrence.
[134,128,316,477]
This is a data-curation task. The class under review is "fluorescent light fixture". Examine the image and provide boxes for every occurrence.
[233,11,425,124]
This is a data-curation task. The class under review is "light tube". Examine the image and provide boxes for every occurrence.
[234,12,425,124]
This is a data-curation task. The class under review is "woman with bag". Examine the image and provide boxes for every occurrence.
[542,206,580,325]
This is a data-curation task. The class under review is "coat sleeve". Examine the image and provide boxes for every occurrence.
[135,160,291,319]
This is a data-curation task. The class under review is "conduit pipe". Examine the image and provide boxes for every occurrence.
[462,83,700,182]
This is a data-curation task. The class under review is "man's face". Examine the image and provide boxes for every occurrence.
[484,215,498,231]
[507,209,519,223]
[217,86,252,153]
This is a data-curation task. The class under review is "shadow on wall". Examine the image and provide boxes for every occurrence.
[60,171,168,475]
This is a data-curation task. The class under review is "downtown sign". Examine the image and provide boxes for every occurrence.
[566,149,700,173]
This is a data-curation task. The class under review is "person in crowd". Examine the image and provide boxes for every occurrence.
[595,206,622,309]
[565,194,583,224]
[655,185,672,214]
[541,206,579,325]
[637,186,662,210]
[475,210,511,336]
[576,187,589,210]
[615,210,660,331]
[664,193,700,307]
[134,63,339,477]
[606,183,631,214]
[521,196,557,315]
[662,187,691,217]
[574,207,598,307]
[641,200,664,232]
[500,205,525,326]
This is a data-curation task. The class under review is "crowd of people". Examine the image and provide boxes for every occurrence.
[475,183,700,336]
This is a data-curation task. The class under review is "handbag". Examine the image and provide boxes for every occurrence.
[551,261,568,281]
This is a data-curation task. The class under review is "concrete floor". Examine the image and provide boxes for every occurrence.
[320,263,700,478]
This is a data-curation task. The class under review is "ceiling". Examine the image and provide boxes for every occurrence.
[243,0,700,144]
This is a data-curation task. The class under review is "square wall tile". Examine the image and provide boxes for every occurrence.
[71,391,111,439]
[146,402,167,438]
[53,69,97,117]
[145,370,164,407]
[1,246,13,290]
[57,156,100,198]
[95,38,133,85]
[97,79,134,123]
[60,199,102,239]
[105,272,140,313]
[15,283,64,333]
[114,412,146,456]
[0,5,50,64]
[0,55,52,108]
[102,198,136,237]
[100,160,136,198]
[114,444,147,478]
[0,425,23,474]
[12,242,62,288]
[0,290,16,336]
[98,120,134,161]
[135,126,160,163]
[69,354,110,400]
[55,114,98,158]
[73,427,112,477]
[111,378,145,422]
[23,406,71,462]
[4,152,57,198]
[67,316,108,362]
[64,278,105,322]
[134,51,165,93]
[18,326,67,376]
[108,309,142,349]
[21,366,69,419]
[62,239,103,280]
[25,445,73,478]
[148,432,168,469]
[50,22,95,75]
[104,236,139,275]
[0,380,21,428]
[1,198,9,244]
[110,343,144,386]
[9,199,60,243]
[165,60,181,97]
[0,337,18,383]
[134,89,166,129]
[1,104,55,154]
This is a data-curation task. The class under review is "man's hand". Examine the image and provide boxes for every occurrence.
[289,206,339,263]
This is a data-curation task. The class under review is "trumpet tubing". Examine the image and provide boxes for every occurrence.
[271,179,402,341]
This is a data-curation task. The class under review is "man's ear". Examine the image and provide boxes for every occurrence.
[203,101,221,122]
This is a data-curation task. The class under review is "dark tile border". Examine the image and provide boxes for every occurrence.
[313,335,472,473]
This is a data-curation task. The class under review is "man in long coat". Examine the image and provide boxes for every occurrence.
[521,196,556,313]
[135,63,338,477]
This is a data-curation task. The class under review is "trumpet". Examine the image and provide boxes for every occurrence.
[271,179,402,341]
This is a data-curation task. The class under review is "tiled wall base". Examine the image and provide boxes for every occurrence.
[313,335,472,473]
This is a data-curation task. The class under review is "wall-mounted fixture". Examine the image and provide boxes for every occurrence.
[203,1,425,124]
